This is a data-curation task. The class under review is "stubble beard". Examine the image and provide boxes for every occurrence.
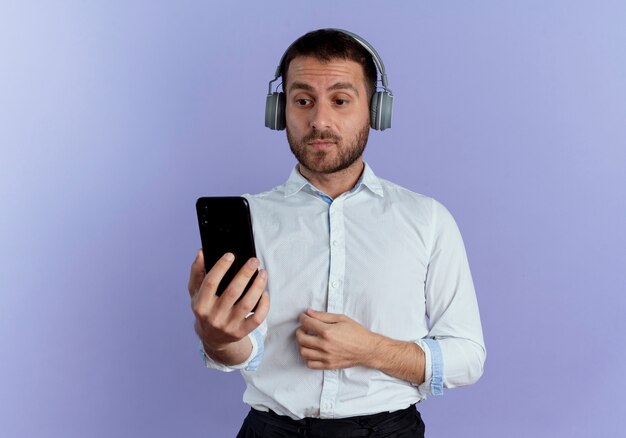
[286,122,370,175]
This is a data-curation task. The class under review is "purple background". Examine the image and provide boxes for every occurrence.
[1,1,625,437]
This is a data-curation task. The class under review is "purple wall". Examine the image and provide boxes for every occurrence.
[1,1,625,436]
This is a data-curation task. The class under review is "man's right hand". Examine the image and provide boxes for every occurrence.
[188,250,270,365]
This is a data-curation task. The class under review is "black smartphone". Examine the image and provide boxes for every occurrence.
[195,196,259,306]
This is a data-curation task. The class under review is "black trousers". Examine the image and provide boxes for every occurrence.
[235,405,425,438]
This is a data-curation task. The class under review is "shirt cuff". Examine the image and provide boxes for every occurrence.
[199,328,264,372]
[415,338,444,396]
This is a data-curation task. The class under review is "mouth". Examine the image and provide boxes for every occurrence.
[308,140,336,151]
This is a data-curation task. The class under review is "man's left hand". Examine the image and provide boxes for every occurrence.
[295,308,380,370]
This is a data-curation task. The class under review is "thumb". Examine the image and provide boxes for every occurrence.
[306,308,343,323]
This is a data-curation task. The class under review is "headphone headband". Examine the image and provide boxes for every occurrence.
[268,28,392,95]
[265,28,394,131]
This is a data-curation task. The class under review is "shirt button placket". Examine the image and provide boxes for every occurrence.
[326,199,345,314]
[319,198,345,418]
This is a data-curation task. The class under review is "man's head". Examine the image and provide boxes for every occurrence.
[281,29,377,175]
[280,29,378,101]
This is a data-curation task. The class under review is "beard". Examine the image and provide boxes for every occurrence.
[286,122,370,175]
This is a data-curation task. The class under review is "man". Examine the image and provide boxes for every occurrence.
[188,29,485,437]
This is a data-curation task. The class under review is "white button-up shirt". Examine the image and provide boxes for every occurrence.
[202,163,485,420]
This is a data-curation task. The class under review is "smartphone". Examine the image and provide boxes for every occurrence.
[196,196,259,307]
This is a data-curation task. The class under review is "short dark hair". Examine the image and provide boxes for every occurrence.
[280,29,378,99]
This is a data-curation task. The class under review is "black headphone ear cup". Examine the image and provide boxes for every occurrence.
[370,91,393,131]
[370,93,380,130]
[265,92,286,130]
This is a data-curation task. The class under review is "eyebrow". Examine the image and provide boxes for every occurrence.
[288,81,360,96]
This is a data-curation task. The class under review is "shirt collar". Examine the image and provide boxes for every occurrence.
[284,162,384,198]
[358,162,385,197]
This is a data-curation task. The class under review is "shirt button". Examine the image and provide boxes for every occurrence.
[332,240,339,246]
[331,281,338,288]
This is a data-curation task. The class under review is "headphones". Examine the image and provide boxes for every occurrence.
[264,28,394,131]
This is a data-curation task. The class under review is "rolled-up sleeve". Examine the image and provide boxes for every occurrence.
[420,199,486,392]
[199,324,266,372]
[414,338,444,396]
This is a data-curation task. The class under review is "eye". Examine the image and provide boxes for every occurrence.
[295,98,312,106]
[334,99,348,106]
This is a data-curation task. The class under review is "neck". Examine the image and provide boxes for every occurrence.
[298,159,365,199]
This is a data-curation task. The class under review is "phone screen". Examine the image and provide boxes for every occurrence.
[196,197,258,302]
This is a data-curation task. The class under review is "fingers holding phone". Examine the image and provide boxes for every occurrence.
[191,252,269,352]
[188,249,206,297]
[216,256,260,309]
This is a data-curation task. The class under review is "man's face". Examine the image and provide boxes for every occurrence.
[284,56,371,175]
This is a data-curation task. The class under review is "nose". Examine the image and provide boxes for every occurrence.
[310,102,331,131]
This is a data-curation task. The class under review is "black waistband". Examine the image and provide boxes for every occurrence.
[247,405,419,437]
